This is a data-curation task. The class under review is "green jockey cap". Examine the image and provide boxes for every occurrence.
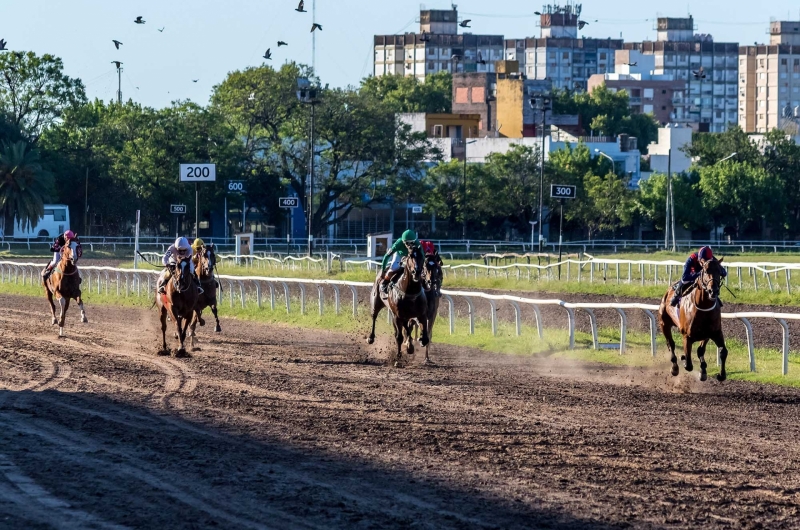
[401,229,417,242]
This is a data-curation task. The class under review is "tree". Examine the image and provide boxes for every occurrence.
[684,126,760,168]
[424,159,491,237]
[0,52,86,140]
[553,85,660,151]
[697,161,784,237]
[484,144,542,234]
[0,140,54,235]
[360,72,451,114]
[636,172,707,232]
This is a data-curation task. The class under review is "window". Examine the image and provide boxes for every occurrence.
[782,58,788,66]
[759,72,766,80]
[599,52,607,60]
[431,125,443,138]
[643,104,654,113]
[428,61,435,70]
[662,89,667,94]
[53,209,66,222]
[644,88,654,99]
[759,59,765,68]
[562,51,569,59]
[662,105,667,110]
[759,100,765,108]
[455,87,469,103]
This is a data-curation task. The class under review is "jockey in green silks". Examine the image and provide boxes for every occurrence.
[379,229,420,293]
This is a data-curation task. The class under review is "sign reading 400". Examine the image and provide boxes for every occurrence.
[179,163,216,182]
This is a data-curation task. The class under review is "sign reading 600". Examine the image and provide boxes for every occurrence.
[179,163,216,182]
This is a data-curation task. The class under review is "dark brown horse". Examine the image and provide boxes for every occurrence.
[189,244,221,348]
[155,257,199,357]
[368,248,429,366]
[658,257,729,382]
[43,243,88,337]
[414,251,443,364]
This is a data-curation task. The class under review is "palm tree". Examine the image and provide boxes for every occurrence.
[0,140,54,236]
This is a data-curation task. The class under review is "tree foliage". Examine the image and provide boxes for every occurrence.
[0,140,54,233]
[360,72,452,114]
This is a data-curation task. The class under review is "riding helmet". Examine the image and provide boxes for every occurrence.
[64,230,76,240]
[401,229,417,242]
[192,238,205,250]
[698,246,714,261]
[175,237,191,251]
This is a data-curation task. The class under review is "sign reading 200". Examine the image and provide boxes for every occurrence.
[179,163,216,182]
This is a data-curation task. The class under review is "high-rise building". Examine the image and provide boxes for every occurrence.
[738,21,800,134]
[504,3,623,92]
[623,17,739,133]
[373,7,503,80]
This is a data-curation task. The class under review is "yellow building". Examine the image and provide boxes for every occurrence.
[425,113,481,139]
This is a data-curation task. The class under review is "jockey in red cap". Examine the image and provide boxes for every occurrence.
[670,246,727,307]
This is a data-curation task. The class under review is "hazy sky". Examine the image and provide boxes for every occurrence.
[5,0,800,108]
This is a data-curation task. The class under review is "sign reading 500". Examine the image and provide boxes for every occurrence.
[179,163,216,182]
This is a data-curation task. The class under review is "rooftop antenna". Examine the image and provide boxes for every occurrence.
[312,0,316,73]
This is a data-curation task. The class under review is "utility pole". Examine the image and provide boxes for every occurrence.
[116,63,123,104]
[308,101,316,257]
[532,94,551,252]
[84,167,89,236]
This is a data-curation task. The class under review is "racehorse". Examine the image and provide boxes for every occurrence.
[658,257,729,382]
[368,248,429,367]
[43,243,88,337]
[155,257,199,357]
[414,250,443,364]
[189,244,221,348]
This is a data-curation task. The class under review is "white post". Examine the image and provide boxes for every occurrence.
[133,210,141,270]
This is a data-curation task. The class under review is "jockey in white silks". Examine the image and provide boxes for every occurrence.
[157,237,202,294]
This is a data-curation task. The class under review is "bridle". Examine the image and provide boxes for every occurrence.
[172,259,193,293]
[59,245,79,276]
[695,260,721,312]
[392,247,424,300]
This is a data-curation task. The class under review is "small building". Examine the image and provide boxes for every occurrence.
[646,124,693,175]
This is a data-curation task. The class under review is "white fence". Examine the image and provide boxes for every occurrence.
[0,260,796,376]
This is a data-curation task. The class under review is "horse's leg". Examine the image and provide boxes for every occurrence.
[174,316,186,354]
[661,315,679,377]
[712,331,729,382]
[77,294,88,323]
[367,289,380,344]
[58,297,69,337]
[46,289,57,325]
[696,339,709,382]
[393,317,404,367]
[682,336,694,372]
[211,302,221,333]
[189,312,198,349]
[405,322,415,356]
[420,315,430,347]
[159,308,169,354]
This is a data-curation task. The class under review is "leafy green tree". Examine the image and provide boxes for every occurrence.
[424,159,491,237]
[484,144,542,234]
[0,140,54,235]
[697,161,784,237]
[360,72,451,114]
[0,52,86,140]
[636,172,707,232]
[684,126,760,167]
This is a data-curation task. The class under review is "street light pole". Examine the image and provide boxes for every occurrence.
[462,139,477,241]
[308,101,316,257]
[531,94,551,253]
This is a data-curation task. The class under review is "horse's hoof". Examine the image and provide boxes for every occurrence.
[175,348,188,358]
[199,318,206,327]
[157,349,170,357]
[680,355,686,361]
[700,372,708,382]
[421,338,430,347]
[367,337,375,345]
[214,326,221,333]
[671,365,679,377]
[684,363,694,372]
[407,344,415,355]
[394,361,402,368]
[716,373,727,382]
[81,317,88,324]
[51,318,57,325]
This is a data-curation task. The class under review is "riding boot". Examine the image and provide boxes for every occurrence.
[41,266,53,281]
[670,283,682,307]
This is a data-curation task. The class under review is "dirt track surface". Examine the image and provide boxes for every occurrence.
[1,294,800,529]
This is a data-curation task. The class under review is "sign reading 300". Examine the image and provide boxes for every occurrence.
[179,163,216,182]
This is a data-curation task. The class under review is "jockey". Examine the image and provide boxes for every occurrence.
[42,230,82,280]
[191,238,205,265]
[158,237,203,294]
[670,246,726,307]
[420,238,443,296]
[379,229,420,293]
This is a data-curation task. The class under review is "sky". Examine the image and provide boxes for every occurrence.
[4,0,800,109]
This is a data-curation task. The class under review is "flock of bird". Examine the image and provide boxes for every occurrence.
[263,2,321,62]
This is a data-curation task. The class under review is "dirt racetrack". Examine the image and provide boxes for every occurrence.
[1,294,800,529]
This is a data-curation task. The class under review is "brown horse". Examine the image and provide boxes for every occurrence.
[658,257,729,382]
[155,257,199,357]
[368,248,429,366]
[189,244,221,348]
[43,243,88,337]
[413,251,443,364]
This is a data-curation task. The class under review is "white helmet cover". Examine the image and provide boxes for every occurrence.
[175,237,190,251]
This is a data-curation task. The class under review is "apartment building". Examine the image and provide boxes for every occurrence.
[623,17,739,132]
[373,8,504,80]
[504,3,623,91]
[739,21,800,133]
[588,51,686,125]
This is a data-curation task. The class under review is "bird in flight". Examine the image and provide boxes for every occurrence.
[459,19,471,28]
[625,62,637,67]
[193,79,199,83]
[111,61,123,69]
[158,27,165,33]
[311,23,322,32]
[112,40,123,49]
[578,20,589,29]
[295,1,306,13]
[263,49,272,60]
[134,16,146,24]
[278,41,288,47]
[692,66,706,79]
[0,39,6,51]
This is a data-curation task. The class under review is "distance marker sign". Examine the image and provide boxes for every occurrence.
[179,163,216,182]
[550,184,577,199]
[170,204,187,214]
[279,197,299,208]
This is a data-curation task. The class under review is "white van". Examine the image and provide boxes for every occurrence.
[13,204,71,240]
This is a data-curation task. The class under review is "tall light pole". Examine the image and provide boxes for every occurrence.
[297,78,319,256]
[462,139,477,240]
[111,61,123,104]
[531,94,551,252]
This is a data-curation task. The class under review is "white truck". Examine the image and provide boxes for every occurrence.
[11,204,71,240]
